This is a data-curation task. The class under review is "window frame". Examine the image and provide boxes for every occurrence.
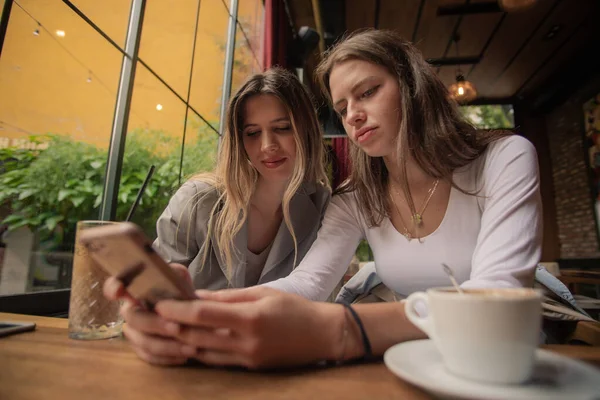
[0,0,241,315]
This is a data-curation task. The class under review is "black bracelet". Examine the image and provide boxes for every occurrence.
[342,303,373,359]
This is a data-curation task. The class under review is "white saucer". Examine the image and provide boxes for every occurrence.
[384,340,600,400]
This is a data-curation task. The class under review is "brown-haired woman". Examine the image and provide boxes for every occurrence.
[106,30,542,368]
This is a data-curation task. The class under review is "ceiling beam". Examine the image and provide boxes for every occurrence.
[427,56,481,66]
[437,2,501,16]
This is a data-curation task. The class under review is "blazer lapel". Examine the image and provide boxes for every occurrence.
[210,216,248,288]
[259,183,319,280]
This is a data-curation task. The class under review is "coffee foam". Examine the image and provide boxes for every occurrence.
[437,288,538,298]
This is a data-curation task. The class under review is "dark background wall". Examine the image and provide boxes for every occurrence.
[518,72,600,261]
[545,72,600,259]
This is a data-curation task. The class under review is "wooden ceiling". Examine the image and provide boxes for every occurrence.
[287,0,600,104]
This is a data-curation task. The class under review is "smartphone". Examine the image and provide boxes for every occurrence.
[79,222,197,308]
[0,321,36,338]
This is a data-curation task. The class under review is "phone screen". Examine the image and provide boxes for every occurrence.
[0,323,20,329]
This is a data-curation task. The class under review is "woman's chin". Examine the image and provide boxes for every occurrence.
[259,169,294,183]
[362,145,393,158]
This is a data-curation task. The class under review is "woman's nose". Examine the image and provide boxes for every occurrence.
[261,132,279,152]
[346,104,365,126]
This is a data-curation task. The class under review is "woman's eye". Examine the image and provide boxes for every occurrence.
[246,131,260,137]
[339,108,347,117]
[362,85,379,98]
[275,126,291,132]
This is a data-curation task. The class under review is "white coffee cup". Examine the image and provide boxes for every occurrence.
[405,287,543,385]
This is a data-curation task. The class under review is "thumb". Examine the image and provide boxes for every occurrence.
[103,276,140,306]
[169,263,193,288]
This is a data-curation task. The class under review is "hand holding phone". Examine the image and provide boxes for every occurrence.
[79,222,197,309]
[103,263,191,303]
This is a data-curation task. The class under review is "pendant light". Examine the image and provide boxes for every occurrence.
[447,34,477,104]
[448,74,477,103]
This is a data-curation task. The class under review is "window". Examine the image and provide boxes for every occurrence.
[188,1,230,124]
[460,104,515,129]
[0,0,122,295]
[69,0,131,47]
[230,0,264,95]
[116,61,190,237]
[1,0,7,21]
[119,1,228,237]
[0,0,233,302]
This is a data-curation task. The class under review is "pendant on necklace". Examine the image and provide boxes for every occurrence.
[412,213,423,226]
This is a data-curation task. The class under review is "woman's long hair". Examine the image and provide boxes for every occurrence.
[316,29,509,227]
[184,68,328,281]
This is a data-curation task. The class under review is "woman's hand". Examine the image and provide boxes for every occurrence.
[154,287,346,369]
[102,263,193,302]
[103,263,195,366]
[117,300,197,365]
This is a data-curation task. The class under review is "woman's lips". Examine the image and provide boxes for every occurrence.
[262,158,286,168]
[357,127,376,144]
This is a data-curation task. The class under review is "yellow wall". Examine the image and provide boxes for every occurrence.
[0,0,263,149]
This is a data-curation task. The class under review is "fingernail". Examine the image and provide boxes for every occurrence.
[194,289,211,298]
[181,345,197,357]
[165,322,179,334]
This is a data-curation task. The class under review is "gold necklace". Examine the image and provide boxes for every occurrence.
[411,179,439,226]
[389,179,440,240]
[389,192,413,239]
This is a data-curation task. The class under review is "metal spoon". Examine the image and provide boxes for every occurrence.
[441,263,465,295]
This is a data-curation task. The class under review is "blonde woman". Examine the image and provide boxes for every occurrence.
[107,30,541,368]
[104,68,330,365]
[153,67,330,290]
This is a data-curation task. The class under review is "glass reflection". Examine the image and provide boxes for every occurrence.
[239,0,264,59]
[230,21,262,96]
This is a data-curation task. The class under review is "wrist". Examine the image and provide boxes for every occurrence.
[319,303,365,363]
[341,304,372,361]
[318,303,346,362]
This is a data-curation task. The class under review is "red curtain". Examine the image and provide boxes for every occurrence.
[262,0,290,69]
[263,1,350,188]
[332,137,350,188]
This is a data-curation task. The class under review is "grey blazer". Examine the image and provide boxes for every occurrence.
[153,180,331,290]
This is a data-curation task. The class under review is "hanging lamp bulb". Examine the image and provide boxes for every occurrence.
[448,73,477,103]
[446,33,477,103]
[33,23,41,36]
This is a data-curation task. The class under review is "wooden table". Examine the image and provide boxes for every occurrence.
[1,313,599,400]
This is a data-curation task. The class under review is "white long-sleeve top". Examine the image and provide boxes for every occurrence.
[265,135,543,301]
